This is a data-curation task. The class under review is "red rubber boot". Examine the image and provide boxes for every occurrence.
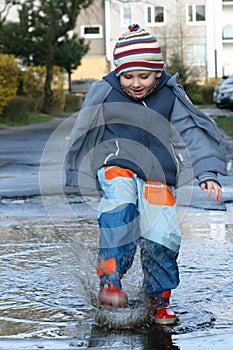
[98,282,128,307]
[154,290,177,325]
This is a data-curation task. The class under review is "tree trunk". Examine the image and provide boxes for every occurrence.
[42,40,54,113]
[68,70,72,92]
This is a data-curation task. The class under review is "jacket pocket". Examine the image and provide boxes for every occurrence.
[144,181,176,206]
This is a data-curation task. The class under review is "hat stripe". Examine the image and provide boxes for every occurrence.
[115,61,164,74]
[116,61,164,69]
[115,58,164,66]
[115,45,161,55]
[115,38,159,48]
[114,48,161,59]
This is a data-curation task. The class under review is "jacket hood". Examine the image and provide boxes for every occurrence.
[103,70,172,100]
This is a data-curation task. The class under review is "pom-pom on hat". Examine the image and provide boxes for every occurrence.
[113,24,164,76]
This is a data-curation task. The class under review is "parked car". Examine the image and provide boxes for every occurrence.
[213,77,228,103]
[214,76,233,110]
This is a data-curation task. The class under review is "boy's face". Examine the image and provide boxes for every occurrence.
[120,70,162,100]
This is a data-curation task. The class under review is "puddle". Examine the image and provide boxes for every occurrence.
[0,216,232,348]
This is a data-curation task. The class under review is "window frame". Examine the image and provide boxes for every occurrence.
[187,4,206,25]
[121,6,133,26]
[187,44,206,66]
[146,5,166,26]
[80,25,103,39]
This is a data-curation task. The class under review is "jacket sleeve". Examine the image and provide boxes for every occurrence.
[169,81,227,181]
[197,171,221,187]
[65,105,105,188]
[65,80,112,188]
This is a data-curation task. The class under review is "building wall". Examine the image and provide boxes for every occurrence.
[2,0,232,80]
[71,56,108,80]
[206,0,223,78]
[97,0,233,79]
[73,0,107,80]
[222,1,233,76]
[105,0,209,77]
[75,0,105,56]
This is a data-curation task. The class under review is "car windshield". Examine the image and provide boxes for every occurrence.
[222,77,233,86]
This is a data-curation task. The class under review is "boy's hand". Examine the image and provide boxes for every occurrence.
[200,181,222,201]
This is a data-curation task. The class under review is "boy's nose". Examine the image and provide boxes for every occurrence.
[132,78,141,87]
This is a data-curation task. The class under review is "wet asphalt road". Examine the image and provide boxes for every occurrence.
[0,115,74,198]
[0,108,232,214]
[0,108,233,349]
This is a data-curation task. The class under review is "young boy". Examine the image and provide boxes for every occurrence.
[65,24,226,325]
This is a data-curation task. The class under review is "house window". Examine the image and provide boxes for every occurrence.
[81,25,103,38]
[223,25,233,39]
[187,44,206,65]
[155,6,164,23]
[122,7,132,25]
[188,5,205,23]
[147,6,165,24]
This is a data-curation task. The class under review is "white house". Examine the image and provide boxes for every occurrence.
[1,0,233,80]
[76,0,233,80]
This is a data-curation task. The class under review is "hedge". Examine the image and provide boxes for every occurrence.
[0,54,19,114]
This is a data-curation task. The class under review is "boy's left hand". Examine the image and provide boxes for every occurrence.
[200,181,222,201]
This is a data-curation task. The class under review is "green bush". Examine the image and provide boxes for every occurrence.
[0,54,19,114]
[166,54,216,106]
[189,92,204,105]
[199,85,215,104]
[64,94,84,113]
[22,66,65,112]
[1,96,35,122]
[187,85,215,105]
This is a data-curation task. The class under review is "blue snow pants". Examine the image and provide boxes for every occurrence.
[96,166,181,297]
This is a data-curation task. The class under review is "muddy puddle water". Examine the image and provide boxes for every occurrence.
[0,212,232,349]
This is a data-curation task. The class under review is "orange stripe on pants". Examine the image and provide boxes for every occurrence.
[97,258,117,277]
[162,290,171,298]
[104,166,135,180]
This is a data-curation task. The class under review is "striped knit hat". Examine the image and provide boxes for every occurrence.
[113,24,164,76]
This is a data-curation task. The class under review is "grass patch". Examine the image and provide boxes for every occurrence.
[0,113,54,127]
[215,116,233,138]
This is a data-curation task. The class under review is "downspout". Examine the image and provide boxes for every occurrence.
[104,0,111,73]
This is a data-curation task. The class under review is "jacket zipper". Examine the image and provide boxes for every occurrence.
[104,140,120,164]
[142,99,180,176]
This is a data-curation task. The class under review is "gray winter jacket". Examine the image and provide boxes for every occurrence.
[65,72,227,191]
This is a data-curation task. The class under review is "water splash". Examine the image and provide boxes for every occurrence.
[0,218,232,341]
[61,234,153,330]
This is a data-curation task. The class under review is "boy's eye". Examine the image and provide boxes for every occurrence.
[123,74,132,79]
[123,74,149,79]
